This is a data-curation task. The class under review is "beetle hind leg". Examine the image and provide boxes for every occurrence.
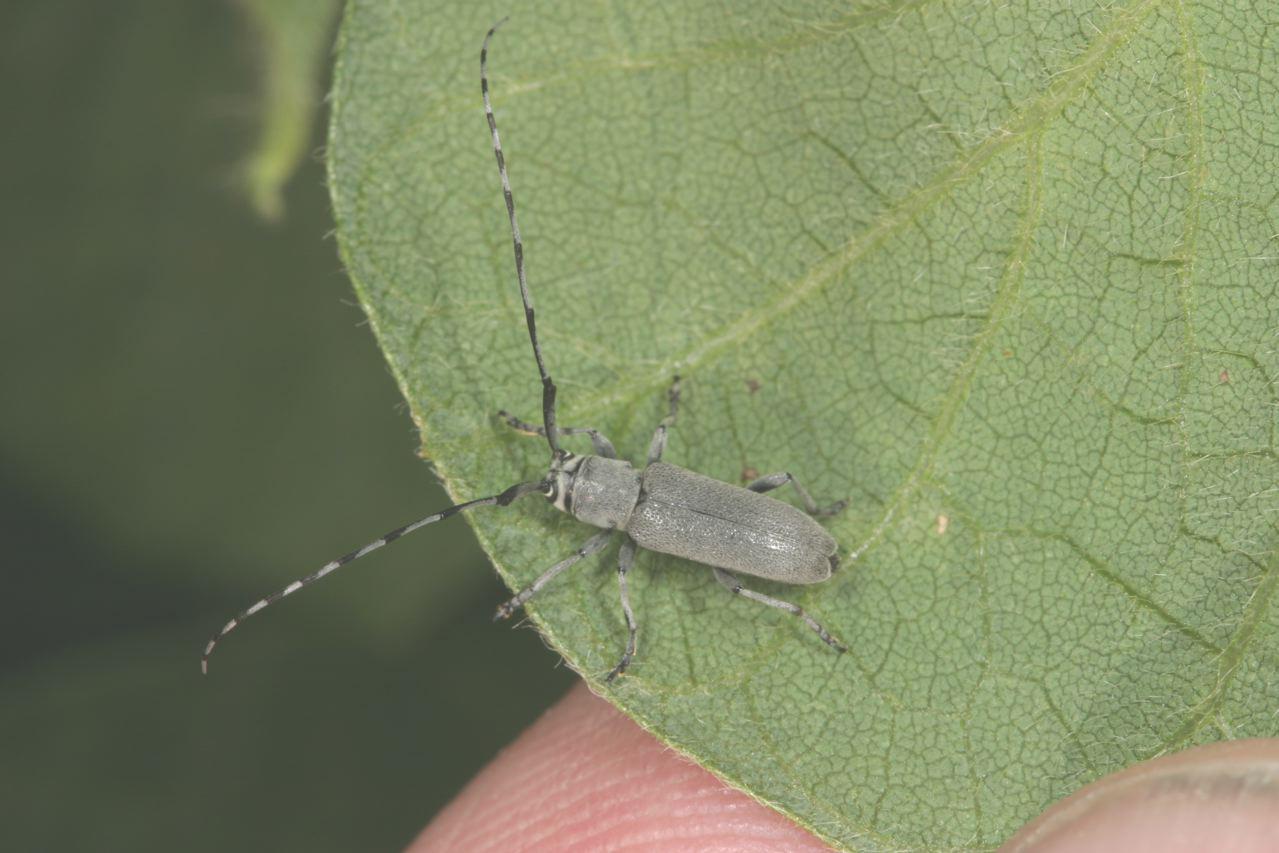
[712,567,847,653]
[746,471,846,517]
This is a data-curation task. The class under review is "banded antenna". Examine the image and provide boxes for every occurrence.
[481,17,562,458]
[200,480,546,673]
[199,20,564,673]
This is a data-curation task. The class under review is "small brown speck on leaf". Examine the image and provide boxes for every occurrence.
[746,378,761,394]
[741,467,759,482]
[1220,369,1231,384]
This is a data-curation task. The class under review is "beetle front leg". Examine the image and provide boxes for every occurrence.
[605,537,639,682]
[747,471,846,517]
[712,567,847,653]
[496,410,617,458]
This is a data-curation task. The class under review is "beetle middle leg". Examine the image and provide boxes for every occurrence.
[645,375,682,464]
[494,528,615,620]
[712,567,847,653]
[747,471,847,517]
[605,537,638,682]
[497,410,617,458]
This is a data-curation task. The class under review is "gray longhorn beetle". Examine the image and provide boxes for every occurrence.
[201,19,849,682]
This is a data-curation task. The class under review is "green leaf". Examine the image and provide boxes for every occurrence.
[237,0,340,220]
[327,2,1279,848]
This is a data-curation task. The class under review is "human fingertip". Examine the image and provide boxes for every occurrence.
[411,682,835,852]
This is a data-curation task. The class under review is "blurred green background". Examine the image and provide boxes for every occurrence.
[1,2,574,849]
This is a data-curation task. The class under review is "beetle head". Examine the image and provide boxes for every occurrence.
[544,451,582,514]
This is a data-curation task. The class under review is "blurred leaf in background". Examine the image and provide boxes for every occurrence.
[331,1,1279,849]
[237,0,341,221]
[0,3,571,851]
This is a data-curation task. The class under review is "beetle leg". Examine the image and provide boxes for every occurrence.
[493,529,615,620]
[712,567,847,653]
[645,375,682,464]
[746,471,847,517]
[496,410,617,458]
[605,537,639,682]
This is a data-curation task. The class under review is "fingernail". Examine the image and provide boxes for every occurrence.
[1003,739,1279,852]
